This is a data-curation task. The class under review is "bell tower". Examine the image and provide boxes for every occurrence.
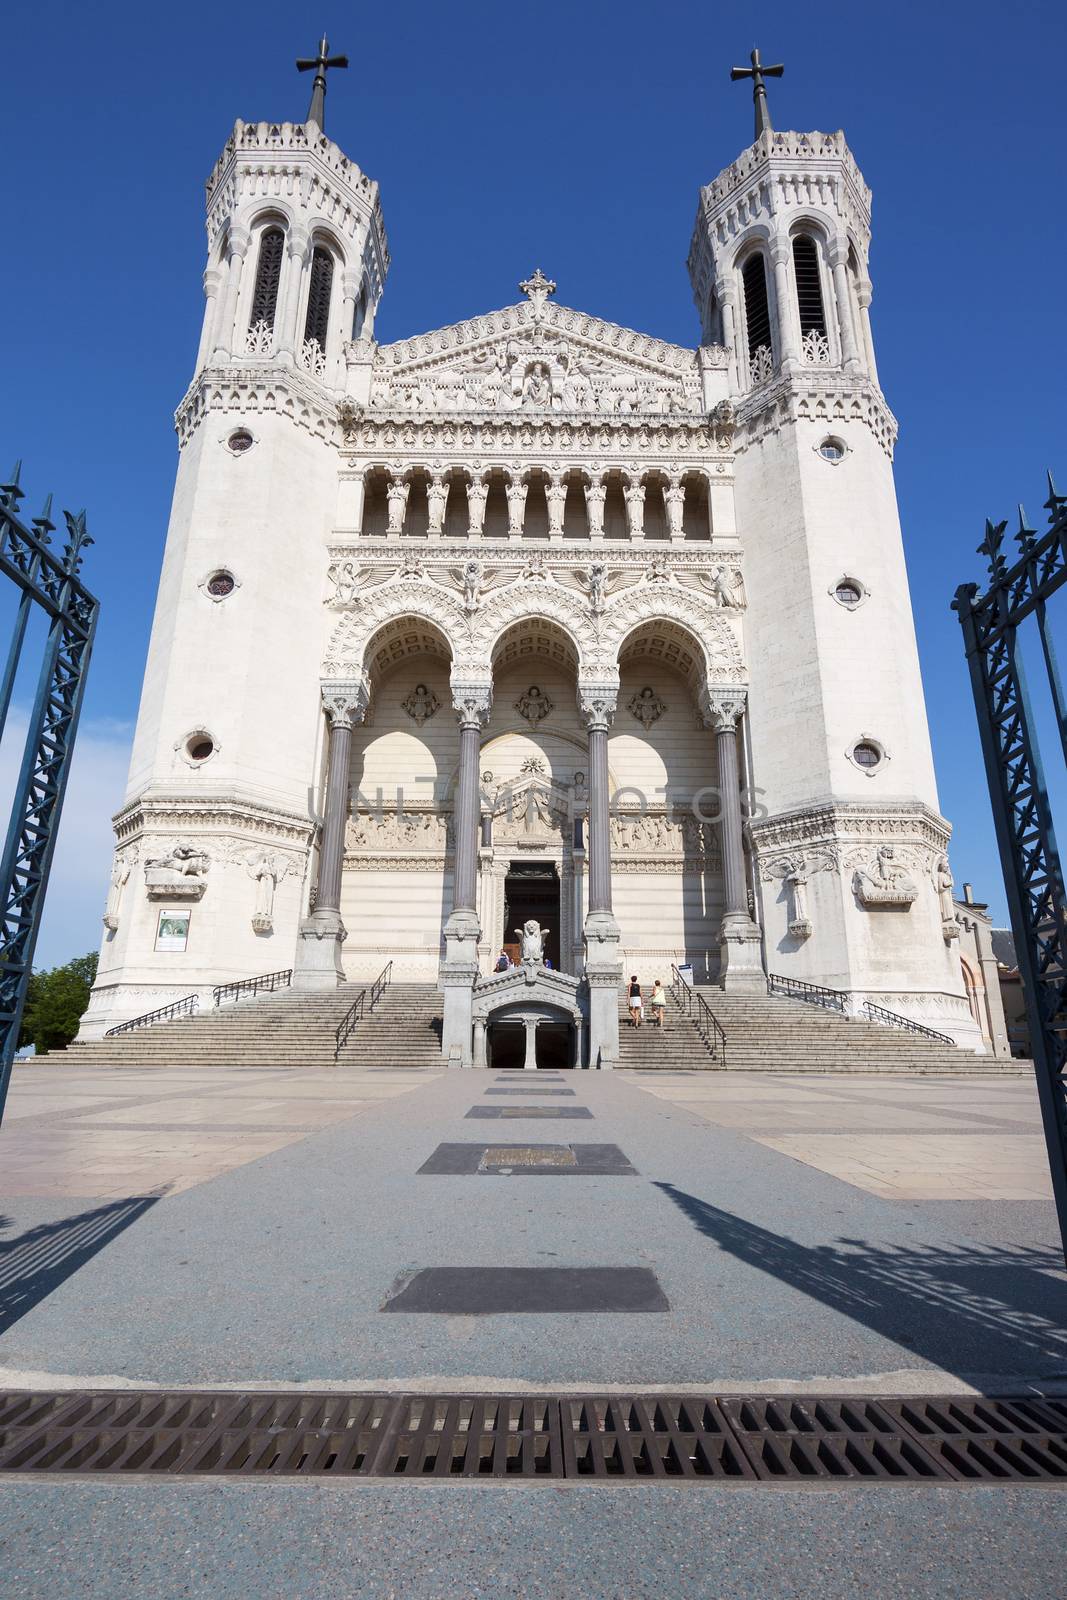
[79,45,390,1035]
[687,55,975,1039]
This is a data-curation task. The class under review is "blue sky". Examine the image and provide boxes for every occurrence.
[1,0,1064,967]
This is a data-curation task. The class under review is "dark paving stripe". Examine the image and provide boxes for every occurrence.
[465,1106,595,1120]
[417,1143,636,1176]
[381,1267,669,1313]
[484,1087,575,1096]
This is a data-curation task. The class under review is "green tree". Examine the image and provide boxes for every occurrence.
[18,952,98,1055]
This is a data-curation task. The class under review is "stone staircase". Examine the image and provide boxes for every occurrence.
[40,983,444,1072]
[617,986,1015,1073]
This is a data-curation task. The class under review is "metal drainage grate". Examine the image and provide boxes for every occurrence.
[0,1391,1065,1483]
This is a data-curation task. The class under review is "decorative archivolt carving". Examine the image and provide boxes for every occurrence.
[322,566,747,685]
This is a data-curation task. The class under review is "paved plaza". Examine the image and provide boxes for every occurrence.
[0,1058,1063,1595]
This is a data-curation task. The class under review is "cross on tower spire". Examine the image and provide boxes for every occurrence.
[296,33,349,131]
[730,46,784,141]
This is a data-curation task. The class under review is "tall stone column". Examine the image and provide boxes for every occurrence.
[829,238,862,372]
[701,686,764,992]
[294,678,369,990]
[277,231,309,359]
[441,680,492,1065]
[579,681,622,1068]
[770,238,800,369]
[211,228,250,360]
[196,265,223,370]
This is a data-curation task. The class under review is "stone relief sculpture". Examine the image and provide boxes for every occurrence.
[144,844,210,900]
[249,854,280,933]
[515,685,553,726]
[934,854,960,942]
[852,844,918,907]
[103,857,132,931]
[515,919,548,965]
[784,864,812,940]
[401,684,441,727]
[628,686,667,729]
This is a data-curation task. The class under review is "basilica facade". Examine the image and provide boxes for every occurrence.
[79,75,979,1063]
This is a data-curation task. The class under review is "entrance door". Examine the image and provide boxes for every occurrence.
[503,861,561,969]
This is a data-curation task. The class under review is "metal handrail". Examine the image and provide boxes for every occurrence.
[213,968,293,1008]
[669,963,727,1067]
[767,972,849,1013]
[334,961,393,1061]
[768,972,956,1047]
[859,1000,955,1047]
[105,994,199,1036]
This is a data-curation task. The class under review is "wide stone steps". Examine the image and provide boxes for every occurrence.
[616,987,1011,1073]
[41,984,444,1071]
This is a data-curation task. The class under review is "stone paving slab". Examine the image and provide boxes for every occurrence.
[0,1064,1062,1396]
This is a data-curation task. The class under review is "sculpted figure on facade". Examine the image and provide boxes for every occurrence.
[515,685,553,726]
[934,854,960,941]
[144,844,210,900]
[401,684,441,727]
[249,854,280,933]
[516,919,549,965]
[852,844,919,907]
[103,856,132,931]
[628,686,667,729]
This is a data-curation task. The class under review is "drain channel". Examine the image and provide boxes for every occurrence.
[0,1391,1064,1482]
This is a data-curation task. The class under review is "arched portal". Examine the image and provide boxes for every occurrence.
[340,615,455,982]
[611,619,724,983]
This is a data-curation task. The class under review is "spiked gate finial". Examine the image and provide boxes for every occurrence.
[32,493,55,545]
[61,509,93,575]
[977,518,1009,584]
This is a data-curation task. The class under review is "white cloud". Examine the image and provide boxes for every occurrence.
[0,710,131,971]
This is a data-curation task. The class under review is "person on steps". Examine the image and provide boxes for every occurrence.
[651,979,666,1029]
[628,975,643,1028]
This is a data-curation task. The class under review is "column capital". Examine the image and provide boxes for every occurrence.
[700,683,747,732]
[826,234,851,270]
[577,679,619,732]
[451,679,493,729]
[321,677,370,729]
[227,226,252,260]
[769,236,792,268]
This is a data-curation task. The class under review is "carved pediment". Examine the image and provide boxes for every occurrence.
[487,773,574,845]
[371,298,712,418]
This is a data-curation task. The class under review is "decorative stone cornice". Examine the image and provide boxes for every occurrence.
[175,364,344,447]
[112,791,315,851]
[734,372,898,460]
[339,409,733,460]
[749,800,952,859]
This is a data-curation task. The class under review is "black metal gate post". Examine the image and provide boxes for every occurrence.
[0,463,100,1126]
[954,478,1067,1263]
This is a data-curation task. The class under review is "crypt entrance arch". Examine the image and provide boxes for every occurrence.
[476,617,588,976]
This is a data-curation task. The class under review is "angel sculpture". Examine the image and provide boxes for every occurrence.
[700,565,740,608]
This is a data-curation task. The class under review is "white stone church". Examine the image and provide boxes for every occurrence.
[79,49,980,1065]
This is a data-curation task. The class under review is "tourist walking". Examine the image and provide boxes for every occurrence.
[651,979,667,1028]
[628,975,643,1028]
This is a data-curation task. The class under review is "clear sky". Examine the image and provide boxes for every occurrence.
[1,0,1064,968]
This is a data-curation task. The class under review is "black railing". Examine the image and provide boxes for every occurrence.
[213,968,292,1008]
[105,994,199,1037]
[859,1000,955,1047]
[767,972,848,1014]
[334,961,393,1061]
[670,964,727,1067]
[768,972,956,1047]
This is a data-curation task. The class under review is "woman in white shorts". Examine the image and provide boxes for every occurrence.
[628,975,643,1028]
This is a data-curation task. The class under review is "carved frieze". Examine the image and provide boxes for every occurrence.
[851,845,919,907]
[144,844,211,901]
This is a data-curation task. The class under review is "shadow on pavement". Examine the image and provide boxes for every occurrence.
[654,1180,1067,1380]
[0,1196,161,1334]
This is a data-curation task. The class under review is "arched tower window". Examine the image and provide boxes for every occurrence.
[248,227,284,348]
[741,254,772,383]
[303,246,335,354]
[792,235,829,362]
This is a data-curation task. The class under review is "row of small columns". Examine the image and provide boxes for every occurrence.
[362,467,715,542]
[309,676,756,961]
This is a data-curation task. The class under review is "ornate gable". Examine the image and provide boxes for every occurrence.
[371,278,717,418]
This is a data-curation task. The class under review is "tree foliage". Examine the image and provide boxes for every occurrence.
[18,952,98,1055]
